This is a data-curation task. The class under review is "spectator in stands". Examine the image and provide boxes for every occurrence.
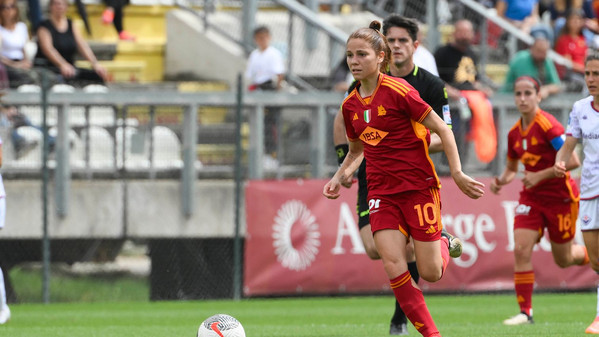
[101,0,135,41]
[434,19,494,100]
[0,0,39,88]
[549,0,598,48]
[245,25,285,170]
[434,19,497,165]
[34,0,107,87]
[495,0,540,34]
[413,22,439,76]
[501,32,562,98]
[0,105,54,158]
[27,0,42,32]
[555,8,588,92]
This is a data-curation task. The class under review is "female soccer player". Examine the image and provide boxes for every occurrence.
[554,52,599,334]
[491,75,588,326]
[323,20,484,337]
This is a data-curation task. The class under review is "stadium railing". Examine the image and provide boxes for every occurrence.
[3,89,582,180]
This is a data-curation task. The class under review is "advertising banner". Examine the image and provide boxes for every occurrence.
[244,178,596,296]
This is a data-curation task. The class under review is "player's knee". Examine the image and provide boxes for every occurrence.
[365,245,381,260]
[553,256,571,268]
[513,245,532,262]
[418,265,442,283]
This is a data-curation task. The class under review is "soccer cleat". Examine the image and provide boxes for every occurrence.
[0,305,10,324]
[586,316,599,334]
[389,322,408,335]
[441,228,462,258]
[503,312,533,325]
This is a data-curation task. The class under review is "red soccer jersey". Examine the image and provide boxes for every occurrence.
[507,109,579,201]
[341,73,440,196]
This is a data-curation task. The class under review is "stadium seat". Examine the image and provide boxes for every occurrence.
[82,125,116,168]
[151,125,182,169]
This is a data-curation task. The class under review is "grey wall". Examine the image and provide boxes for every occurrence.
[165,10,247,86]
[1,179,241,239]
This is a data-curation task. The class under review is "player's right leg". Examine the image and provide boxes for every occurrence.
[374,229,439,337]
[503,228,537,325]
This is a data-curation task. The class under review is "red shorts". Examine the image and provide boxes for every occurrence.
[368,188,443,242]
[514,194,578,244]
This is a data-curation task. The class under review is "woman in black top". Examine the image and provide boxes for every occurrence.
[34,0,107,87]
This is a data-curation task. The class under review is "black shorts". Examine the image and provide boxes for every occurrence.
[356,160,370,229]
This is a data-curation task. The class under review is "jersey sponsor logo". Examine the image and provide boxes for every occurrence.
[368,198,381,214]
[364,109,371,123]
[531,137,538,146]
[353,113,358,121]
[515,204,531,216]
[520,152,542,167]
[377,105,387,116]
[360,126,388,146]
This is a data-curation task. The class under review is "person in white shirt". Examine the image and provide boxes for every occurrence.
[413,45,439,77]
[413,27,439,76]
[0,0,38,87]
[245,26,286,169]
[245,26,285,91]
[555,52,599,335]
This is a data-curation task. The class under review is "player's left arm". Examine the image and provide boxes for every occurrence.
[421,111,484,199]
[522,135,580,189]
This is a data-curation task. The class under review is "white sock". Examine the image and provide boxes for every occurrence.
[0,267,5,308]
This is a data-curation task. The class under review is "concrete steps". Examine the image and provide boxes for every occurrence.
[68,4,171,82]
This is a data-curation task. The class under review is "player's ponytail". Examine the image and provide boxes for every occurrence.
[368,20,391,73]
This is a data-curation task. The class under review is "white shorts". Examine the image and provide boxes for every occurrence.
[580,198,599,231]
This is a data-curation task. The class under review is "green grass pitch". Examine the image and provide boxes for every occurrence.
[0,292,596,336]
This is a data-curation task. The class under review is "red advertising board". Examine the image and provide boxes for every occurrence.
[244,177,597,297]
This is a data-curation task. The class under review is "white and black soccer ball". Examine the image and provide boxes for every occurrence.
[197,314,246,337]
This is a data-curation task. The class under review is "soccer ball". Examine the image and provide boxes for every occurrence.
[197,314,246,337]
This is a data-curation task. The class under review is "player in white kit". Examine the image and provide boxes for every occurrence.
[555,52,599,334]
[0,135,9,324]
